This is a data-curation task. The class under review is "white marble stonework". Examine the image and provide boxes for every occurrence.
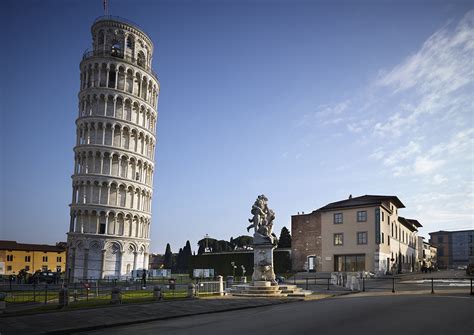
[252,243,276,282]
[66,16,159,281]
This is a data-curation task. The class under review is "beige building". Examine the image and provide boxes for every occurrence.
[292,195,421,274]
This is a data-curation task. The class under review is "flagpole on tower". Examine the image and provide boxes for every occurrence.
[103,0,109,16]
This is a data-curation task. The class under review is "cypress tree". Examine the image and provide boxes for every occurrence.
[278,226,292,248]
[163,243,173,269]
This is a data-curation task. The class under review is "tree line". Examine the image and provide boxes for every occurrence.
[160,226,291,272]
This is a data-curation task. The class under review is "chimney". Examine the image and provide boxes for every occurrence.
[349,194,353,199]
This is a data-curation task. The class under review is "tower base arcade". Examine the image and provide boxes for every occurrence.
[66,233,149,281]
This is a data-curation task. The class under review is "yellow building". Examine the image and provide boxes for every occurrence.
[0,241,67,275]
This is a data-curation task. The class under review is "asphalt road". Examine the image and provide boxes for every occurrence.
[81,294,473,335]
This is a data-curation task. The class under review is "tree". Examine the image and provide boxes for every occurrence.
[181,240,192,271]
[278,226,291,248]
[176,248,183,272]
[234,235,253,250]
[197,237,218,254]
[163,243,173,269]
[217,240,233,252]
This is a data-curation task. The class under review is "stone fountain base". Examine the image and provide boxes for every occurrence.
[228,281,312,297]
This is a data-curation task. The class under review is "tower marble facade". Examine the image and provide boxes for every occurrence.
[67,16,159,281]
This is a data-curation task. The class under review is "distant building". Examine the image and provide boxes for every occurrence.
[417,236,437,269]
[429,230,474,269]
[148,253,164,270]
[291,195,421,274]
[0,241,67,275]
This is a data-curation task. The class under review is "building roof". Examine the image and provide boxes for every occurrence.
[318,195,405,212]
[429,229,474,235]
[406,218,422,228]
[0,240,67,252]
[398,217,421,232]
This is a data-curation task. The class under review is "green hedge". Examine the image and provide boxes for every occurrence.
[189,249,291,277]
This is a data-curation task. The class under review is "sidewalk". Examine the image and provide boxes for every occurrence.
[0,296,304,334]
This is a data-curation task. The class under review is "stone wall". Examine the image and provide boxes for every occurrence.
[291,211,321,271]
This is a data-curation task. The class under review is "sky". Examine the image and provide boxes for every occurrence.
[0,0,473,255]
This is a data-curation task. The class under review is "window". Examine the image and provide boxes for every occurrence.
[334,233,344,246]
[388,236,390,246]
[111,40,122,57]
[357,211,367,222]
[335,254,365,272]
[126,36,134,49]
[438,236,443,243]
[6,255,13,261]
[382,211,384,222]
[99,223,106,234]
[7,266,12,271]
[41,266,48,271]
[381,232,384,244]
[57,256,62,262]
[137,51,146,68]
[42,256,48,262]
[333,213,343,224]
[438,248,444,256]
[25,266,30,271]
[357,232,368,245]
[25,256,31,262]
[56,266,62,272]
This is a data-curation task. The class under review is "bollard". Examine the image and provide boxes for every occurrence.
[242,276,247,283]
[431,278,434,294]
[153,286,162,301]
[217,275,224,296]
[110,287,122,304]
[327,278,330,290]
[392,277,395,293]
[59,288,69,307]
[187,283,196,298]
[0,292,6,314]
[44,284,48,305]
[362,277,365,292]
[305,278,308,290]
[470,278,473,296]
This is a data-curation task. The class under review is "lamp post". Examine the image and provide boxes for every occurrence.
[231,262,236,278]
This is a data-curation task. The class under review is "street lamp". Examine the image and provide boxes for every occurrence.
[231,262,236,278]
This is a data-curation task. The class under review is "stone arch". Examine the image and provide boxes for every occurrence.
[104,241,121,278]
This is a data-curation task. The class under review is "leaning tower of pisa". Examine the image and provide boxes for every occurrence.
[67,16,159,281]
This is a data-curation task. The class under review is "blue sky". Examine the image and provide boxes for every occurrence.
[1,0,472,254]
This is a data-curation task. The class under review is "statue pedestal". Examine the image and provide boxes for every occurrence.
[251,242,276,283]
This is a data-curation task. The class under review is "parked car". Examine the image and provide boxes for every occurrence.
[28,271,61,284]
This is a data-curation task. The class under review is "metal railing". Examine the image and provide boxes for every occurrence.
[93,16,147,35]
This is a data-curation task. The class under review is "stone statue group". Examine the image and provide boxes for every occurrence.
[247,194,278,245]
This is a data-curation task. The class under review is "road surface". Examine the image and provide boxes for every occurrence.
[80,293,473,335]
